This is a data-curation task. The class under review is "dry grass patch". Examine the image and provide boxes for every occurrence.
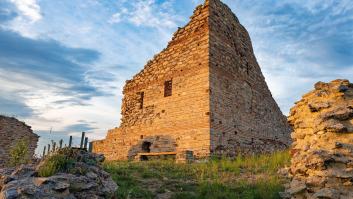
[103,150,290,199]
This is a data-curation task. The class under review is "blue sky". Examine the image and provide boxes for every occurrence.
[0,0,352,154]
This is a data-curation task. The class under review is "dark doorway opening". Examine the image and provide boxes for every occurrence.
[142,141,152,153]
[141,141,152,161]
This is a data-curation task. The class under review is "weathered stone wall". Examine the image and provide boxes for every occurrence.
[93,1,211,160]
[0,116,39,167]
[93,0,291,160]
[208,0,291,156]
[286,79,353,198]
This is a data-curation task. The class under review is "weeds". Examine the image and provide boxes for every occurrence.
[8,138,31,167]
[103,150,290,199]
[37,153,74,177]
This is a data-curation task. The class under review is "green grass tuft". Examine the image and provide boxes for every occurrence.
[8,138,31,167]
[37,153,75,177]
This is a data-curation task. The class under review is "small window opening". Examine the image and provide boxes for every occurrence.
[137,92,144,109]
[164,80,172,97]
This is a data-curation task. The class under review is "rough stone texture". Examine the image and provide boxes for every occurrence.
[208,0,290,156]
[286,79,353,199]
[0,116,39,167]
[93,0,291,161]
[0,148,117,199]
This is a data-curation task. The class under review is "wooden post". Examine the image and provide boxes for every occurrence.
[47,144,51,155]
[84,137,88,150]
[53,142,56,152]
[59,139,63,149]
[88,142,93,152]
[80,132,85,149]
[68,136,73,148]
[43,146,46,157]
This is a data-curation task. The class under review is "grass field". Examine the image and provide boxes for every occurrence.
[103,150,290,199]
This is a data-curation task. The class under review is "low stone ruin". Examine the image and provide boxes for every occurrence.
[0,116,39,167]
[286,79,353,198]
[0,148,117,199]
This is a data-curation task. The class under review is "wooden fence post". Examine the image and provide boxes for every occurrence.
[53,142,56,152]
[69,136,73,148]
[88,142,93,152]
[80,132,85,149]
[43,146,46,157]
[59,139,63,149]
[84,137,88,150]
[47,144,51,155]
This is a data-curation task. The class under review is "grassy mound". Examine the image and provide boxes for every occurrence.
[103,150,290,199]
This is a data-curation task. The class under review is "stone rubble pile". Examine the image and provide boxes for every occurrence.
[286,79,353,199]
[0,148,117,199]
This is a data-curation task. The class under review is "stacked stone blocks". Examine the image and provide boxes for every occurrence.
[0,116,39,167]
[92,0,291,160]
[287,79,353,198]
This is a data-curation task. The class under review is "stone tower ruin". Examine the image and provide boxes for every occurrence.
[92,0,291,160]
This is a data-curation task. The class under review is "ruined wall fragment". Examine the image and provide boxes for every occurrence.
[0,116,39,167]
[287,79,353,199]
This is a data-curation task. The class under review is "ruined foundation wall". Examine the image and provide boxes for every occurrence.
[93,2,211,160]
[286,80,353,198]
[208,0,291,156]
[0,116,39,167]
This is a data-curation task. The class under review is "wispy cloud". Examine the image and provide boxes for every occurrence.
[9,0,42,22]
[223,0,353,113]
[109,0,183,29]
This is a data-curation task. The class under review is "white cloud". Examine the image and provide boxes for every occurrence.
[109,0,181,29]
[0,67,119,139]
[109,12,122,24]
[10,0,42,22]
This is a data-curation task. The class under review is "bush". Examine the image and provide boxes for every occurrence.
[38,153,74,177]
[8,138,31,167]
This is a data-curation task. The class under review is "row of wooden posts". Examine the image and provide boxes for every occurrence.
[42,132,93,157]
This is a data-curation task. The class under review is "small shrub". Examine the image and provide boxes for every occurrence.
[8,138,31,167]
[38,154,74,177]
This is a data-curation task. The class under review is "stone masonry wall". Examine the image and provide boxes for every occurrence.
[0,116,39,167]
[286,80,353,198]
[93,1,211,160]
[93,0,291,160]
[208,0,291,156]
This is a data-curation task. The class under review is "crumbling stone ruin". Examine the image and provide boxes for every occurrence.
[93,0,291,160]
[0,148,117,199]
[0,116,39,167]
[286,79,353,198]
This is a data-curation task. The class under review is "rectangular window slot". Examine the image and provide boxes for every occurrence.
[137,92,144,109]
[164,80,172,97]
